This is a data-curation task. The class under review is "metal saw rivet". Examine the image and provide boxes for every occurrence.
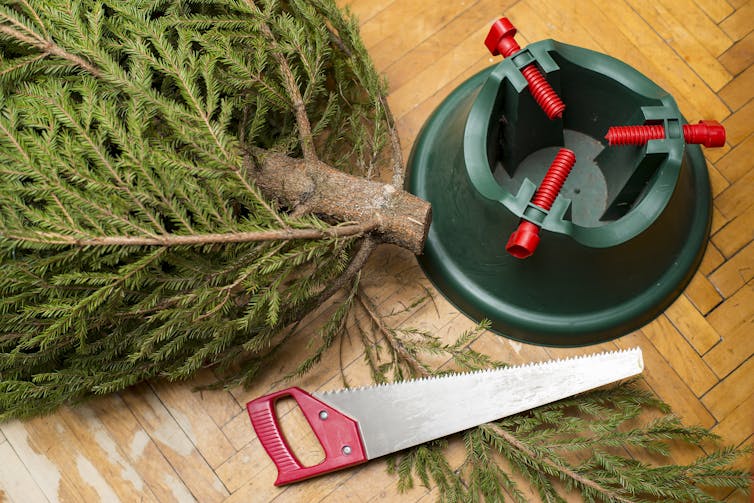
[342,445,352,455]
[319,410,328,420]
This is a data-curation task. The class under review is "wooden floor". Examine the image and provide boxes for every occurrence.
[1,1,752,501]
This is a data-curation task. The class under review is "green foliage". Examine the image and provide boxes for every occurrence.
[388,379,751,502]
[0,0,393,419]
[356,300,499,383]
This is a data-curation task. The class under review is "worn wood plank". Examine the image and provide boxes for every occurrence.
[558,0,709,122]
[227,247,421,408]
[614,331,716,428]
[359,0,471,68]
[186,369,243,428]
[387,23,493,119]
[721,2,754,42]
[396,54,493,157]
[699,241,726,275]
[711,202,730,235]
[594,0,728,120]
[629,0,733,91]
[710,240,754,297]
[705,281,754,378]
[642,315,719,396]
[524,0,605,51]
[56,405,161,503]
[703,140,733,164]
[0,441,49,503]
[121,384,229,503]
[361,438,469,503]
[86,394,196,503]
[719,30,754,75]
[684,271,724,315]
[713,393,754,446]
[656,0,734,56]
[701,355,754,420]
[221,410,255,452]
[715,133,754,184]
[719,63,754,111]
[383,0,518,91]
[367,0,479,71]
[1,418,98,502]
[149,379,237,469]
[722,98,754,146]
[712,203,754,258]
[353,0,406,48]
[707,161,731,198]
[342,0,396,25]
[664,295,722,355]
[693,0,735,23]
[715,162,754,221]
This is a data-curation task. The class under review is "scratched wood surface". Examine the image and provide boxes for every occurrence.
[1,1,752,501]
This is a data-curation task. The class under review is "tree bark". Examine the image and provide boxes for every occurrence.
[253,151,432,254]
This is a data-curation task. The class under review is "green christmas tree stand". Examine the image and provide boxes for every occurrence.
[406,40,712,346]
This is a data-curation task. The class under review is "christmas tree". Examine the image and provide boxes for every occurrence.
[0,0,429,416]
[0,1,749,500]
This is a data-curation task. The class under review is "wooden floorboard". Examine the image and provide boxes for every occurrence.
[2,1,752,501]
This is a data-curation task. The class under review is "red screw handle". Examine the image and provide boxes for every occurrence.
[605,120,726,148]
[485,17,565,120]
[506,148,576,259]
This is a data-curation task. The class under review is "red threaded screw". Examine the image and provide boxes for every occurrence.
[605,120,726,148]
[484,17,566,120]
[506,148,576,259]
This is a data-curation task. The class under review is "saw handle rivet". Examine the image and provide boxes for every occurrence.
[342,445,352,455]
[319,410,328,420]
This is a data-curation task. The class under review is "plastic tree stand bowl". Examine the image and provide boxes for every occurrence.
[406,40,712,347]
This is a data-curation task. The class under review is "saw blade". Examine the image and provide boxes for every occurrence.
[313,347,643,460]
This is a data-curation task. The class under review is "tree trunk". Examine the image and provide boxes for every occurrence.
[254,151,432,254]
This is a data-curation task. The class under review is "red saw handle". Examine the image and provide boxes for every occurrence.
[246,387,367,485]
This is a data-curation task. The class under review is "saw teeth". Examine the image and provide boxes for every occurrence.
[317,347,642,396]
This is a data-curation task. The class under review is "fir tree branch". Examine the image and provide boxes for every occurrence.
[356,288,431,378]
[25,89,166,235]
[0,20,99,76]
[381,94,405,187]
[239,100,288,229]
[315,236,376,304]
[244,0,317,161]
[5,221,378,247]
[14,0,48,38]
[481,423,637,503]
[0,51,47,78]
[0,111,30,163]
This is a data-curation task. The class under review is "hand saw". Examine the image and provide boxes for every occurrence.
[247,347,644,485]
